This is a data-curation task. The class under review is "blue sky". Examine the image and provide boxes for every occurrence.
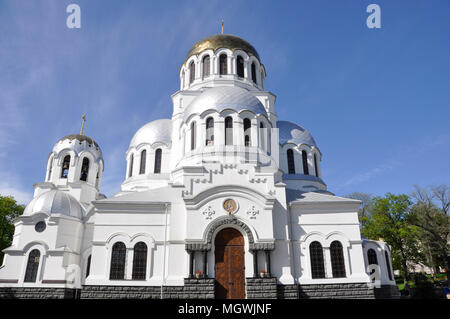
[0,0,449,204]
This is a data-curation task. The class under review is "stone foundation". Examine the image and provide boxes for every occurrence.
[80,278,215,299]
[246,277,277,299]
[298,283,376,299]
[0,287,76,299]
[0,281,400,299]
[277,284,299,299]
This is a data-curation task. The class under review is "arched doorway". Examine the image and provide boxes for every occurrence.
[215,228,245,299]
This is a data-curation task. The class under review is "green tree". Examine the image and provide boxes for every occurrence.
[361,193,421,290]
[0,195,24,264]
[409,184,450,286]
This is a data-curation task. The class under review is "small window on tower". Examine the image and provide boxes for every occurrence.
[203,55,210,77]
[80,157,90,181]
[219,54,227,75]
[251,62,257,84]
[237,56,244,78]
[189,61,195,84]
[61,155,71,178]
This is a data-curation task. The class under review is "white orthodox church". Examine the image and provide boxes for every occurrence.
[0,34,399,299]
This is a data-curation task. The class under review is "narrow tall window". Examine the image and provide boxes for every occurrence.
[61,155,70,178]
[24,249,40,283]
[310,241,325,279]
[225,116,233,145]
[302,150,309,175]
[251,62,257,84]
[206,117,214,146]
[203,55,210,77]
[189,61,195,84]
[80,157,90,181]
[128,154,134,178]
[86,255,91,279]
[244,118,251,146]
[259,122,265,151]
[287,149,295,174]
[110,242,126,280]
[367,249,378,282]
[219,54,227,75]
[154,149,162,174]
[385,251,393,280]
[330,241,346,278]
[139,150,146,174]
[314,154,319,177]
[132,242,148,280]
[367,249,378,265]
[237,56,244,78]
[190,122,196,150]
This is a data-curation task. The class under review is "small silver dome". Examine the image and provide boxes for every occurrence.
[278,121,317,147]
[183,86,267,122]
[23,190,84,219]
[130,119,172,148]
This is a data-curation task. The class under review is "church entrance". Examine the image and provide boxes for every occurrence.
[214,228,245,299]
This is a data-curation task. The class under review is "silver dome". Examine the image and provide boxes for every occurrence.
[278,121,317,147]
[130,119,172,148]
[23,190,84,219]
[183,86,267,122]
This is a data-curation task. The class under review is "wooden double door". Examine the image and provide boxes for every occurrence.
[214,228,245,299]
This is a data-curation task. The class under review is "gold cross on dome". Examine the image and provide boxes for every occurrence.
[221,20,224,34]
[80,114,86,135]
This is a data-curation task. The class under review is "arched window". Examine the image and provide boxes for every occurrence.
[367,248,378,282]
[330,241,346,278]
[110,242,126,280]
[251,62,257,84]
[385,251,393,280]
[259,122,265,151]
[203,55,210,77]
[225,116,233,145]
[189,61,195,84]
[236,56,244,78]
[302,150,309,175]
[139,150,146,175]
[244,118,251,146]
[181,70,185,88]
[128,153,134,178]
[219,54,227,75]
[314,153,319,177]
[132,242,148,280]
[61,155,71,178]
[206,117,214,146]
[154,149,162,174]
[190,122,196,150]
[367,249,378,265]
[24,249,40,282]
[310,241,325,279]
[80,157,90,181]
[287,149,295,174]
[86,255,91,279]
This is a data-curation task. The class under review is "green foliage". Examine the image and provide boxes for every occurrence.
[361,193,422,283]
[0,195,24,264]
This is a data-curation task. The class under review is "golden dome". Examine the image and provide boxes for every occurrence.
[186,34,260,62]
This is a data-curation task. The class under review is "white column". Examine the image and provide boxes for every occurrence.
[126,247,133,280]
[324,247,333,278]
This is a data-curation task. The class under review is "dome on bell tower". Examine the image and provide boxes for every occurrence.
[186,34,260,62]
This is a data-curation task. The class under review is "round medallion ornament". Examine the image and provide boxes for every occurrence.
[223,198,238,215]
[35,221,46,233]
